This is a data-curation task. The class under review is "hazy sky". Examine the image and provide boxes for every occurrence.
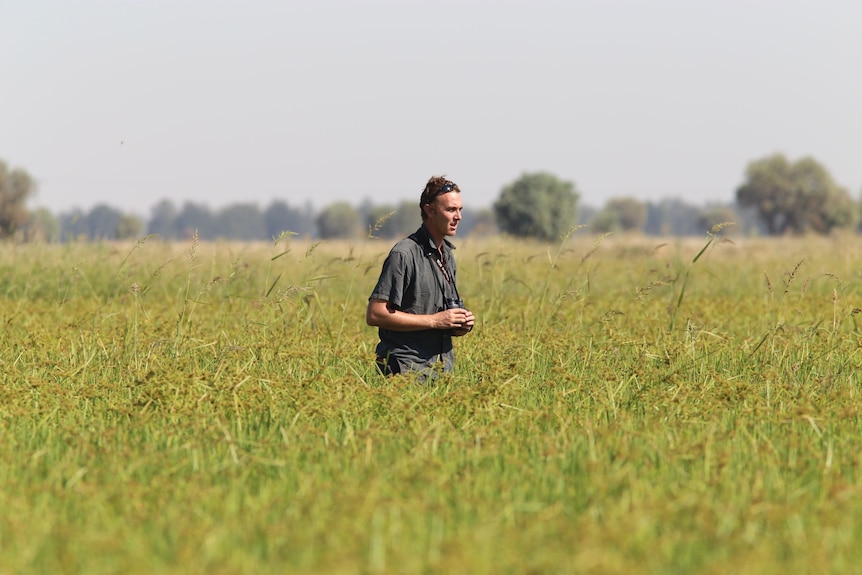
[2,0,860,217]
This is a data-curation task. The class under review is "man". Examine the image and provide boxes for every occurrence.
[366,176,476,377]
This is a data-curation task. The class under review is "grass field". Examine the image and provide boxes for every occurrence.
[1,229,862,574]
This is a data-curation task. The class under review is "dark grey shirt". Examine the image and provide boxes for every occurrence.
[369,224,460,373]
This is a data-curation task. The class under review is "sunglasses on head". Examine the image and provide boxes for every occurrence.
[426,183,455,204]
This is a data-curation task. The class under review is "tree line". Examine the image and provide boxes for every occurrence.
[1,153,858,242]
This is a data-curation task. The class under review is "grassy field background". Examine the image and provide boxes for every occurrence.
[1,230,861,574]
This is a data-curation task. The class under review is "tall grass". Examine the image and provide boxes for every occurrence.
[1,232,862,574]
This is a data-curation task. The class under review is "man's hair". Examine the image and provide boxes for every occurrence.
[419,176,460,221]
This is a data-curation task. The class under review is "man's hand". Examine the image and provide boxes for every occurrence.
[367,298,474,333]
[445,308,475,336]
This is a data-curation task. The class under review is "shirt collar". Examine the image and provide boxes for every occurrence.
[412,224,455,255]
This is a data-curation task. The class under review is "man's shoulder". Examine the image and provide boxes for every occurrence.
[389,236,424,257]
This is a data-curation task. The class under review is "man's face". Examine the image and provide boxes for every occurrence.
[426,192,463,240]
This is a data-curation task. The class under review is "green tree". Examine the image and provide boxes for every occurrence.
[217,203,266,240]
[644,199,704,236]
[736,154,857,235]
[590,209,620,234]
[607,197,647,232]
[316,201,361,239]
[493,172,579,241]
[592,197,648,233]
[365,201,419,238]
[24,207,60,242]
[697,205,738,235]
[116,214,144,240]
[390,201,422,236]
[459,207,497,237]
[364,204,397,238]
[264,200,308,240]
[175,202,216,239]
[0,159,35,238]
[148,199,178,239]
[858,189,862,233]
[84,204,124,239]
[59,209,87,241]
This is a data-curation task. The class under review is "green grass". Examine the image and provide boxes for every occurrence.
[1,231,862,574]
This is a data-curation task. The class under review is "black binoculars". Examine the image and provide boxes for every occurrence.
[445,298,464,309]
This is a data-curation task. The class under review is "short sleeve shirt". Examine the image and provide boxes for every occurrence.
[369,225,459,372]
